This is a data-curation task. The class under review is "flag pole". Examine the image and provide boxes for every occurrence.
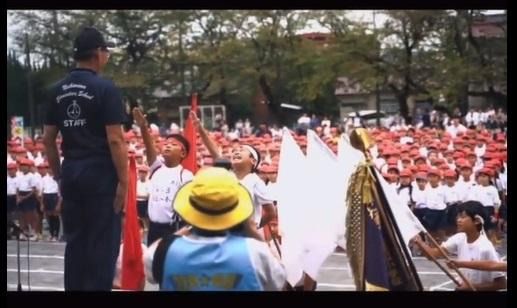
[423,233,476,291]
[267,224,282,259]
[412,239,461,286]
[367,166,423,291]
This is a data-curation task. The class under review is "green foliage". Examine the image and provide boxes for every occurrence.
[7,10,507,127]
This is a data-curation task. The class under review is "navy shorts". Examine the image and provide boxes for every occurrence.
[413,208,429,229]
[500,204,507,220]
[7,195,16,213]
[483,206,496,230]
[43,193,59,212]
[137,200,148,219]
[18,191,37,212]
[424,209,447,232]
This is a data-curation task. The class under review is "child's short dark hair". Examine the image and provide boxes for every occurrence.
[167,134,190,155]
[457,201,488,232]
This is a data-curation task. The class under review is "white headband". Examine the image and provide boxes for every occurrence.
[242,144,260,170]
[475,214,486,235]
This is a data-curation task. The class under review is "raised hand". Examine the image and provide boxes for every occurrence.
[190,111,201,128]
[132,107,148,128]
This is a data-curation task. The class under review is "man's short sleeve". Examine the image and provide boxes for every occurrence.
[102,81,127,126]
[246,238,286,291]
[149,159,164,176]
[254,176,274,206]
[441,232,463,255]
[181,169,194,184]
[44,86,59,126]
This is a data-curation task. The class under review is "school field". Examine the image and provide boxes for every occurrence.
[6,234,506,291]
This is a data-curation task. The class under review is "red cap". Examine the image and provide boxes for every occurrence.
[14,147,27,154]
[453,151,465,159]
[459,162,472,170]
[483,152,494,159]
[476,168,493,177]
[440,164,451,171]
[418,164,429,172]
[465,151,477,158]
[444,169,457,178]
[20,158,34,166]
[401,156,412,162]
[387,157,398,165]
[400,169,412,178]
[427,168,441,177]
[37,162,49,168]
[415,172,428,180]
[7,163,17,170]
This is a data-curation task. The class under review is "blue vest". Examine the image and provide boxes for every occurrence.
[161,235,262,291]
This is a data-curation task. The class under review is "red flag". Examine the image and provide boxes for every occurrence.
[121,155,145,290]
[181,93,199,174]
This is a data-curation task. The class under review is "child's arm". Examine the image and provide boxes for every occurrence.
[410,235,449,260]
[133,108,157,165]
[260,204,276,229]
[447,259,507,272]
[461,276,506,291]
[191,111,221,160]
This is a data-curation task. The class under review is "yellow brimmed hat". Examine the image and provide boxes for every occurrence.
[173,167,253,231]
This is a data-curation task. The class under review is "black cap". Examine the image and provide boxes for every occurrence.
[73,27,114,56]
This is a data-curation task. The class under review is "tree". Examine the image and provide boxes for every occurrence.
[376,10,444,121]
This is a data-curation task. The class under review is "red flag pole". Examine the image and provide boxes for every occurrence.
[121,155,145,290]
[181,93,199,174]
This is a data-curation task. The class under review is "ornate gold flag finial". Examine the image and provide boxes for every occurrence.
[349,128,375,154]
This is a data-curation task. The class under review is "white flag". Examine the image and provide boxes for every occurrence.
[301,130,341,280]
[374,168,427,253]
[276,128,307,286]
[336,134,365,249]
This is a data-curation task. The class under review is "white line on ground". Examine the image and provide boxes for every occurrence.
[7,284,64,291]
[429,279,456,291]
[7,254,64,259]
[7,240,66,246]
[317,283,356,289]
[320,267,446,276]
[331,253,429,261]
[431,287,454,291]
[7,268,64,274]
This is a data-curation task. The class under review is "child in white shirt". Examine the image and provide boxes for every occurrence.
[443,170,461,235]
[469,169,501,246]
[412,201,506,291]
[425,169,447,243]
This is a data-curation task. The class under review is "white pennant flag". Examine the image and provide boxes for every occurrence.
[336,133,365,249]
[374,168,427,254]
[301,130,342,280]
[276,127,307,286]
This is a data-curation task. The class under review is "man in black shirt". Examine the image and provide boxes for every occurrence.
[43,27,128,291]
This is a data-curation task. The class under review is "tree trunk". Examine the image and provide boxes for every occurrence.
[258,74,282,124]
